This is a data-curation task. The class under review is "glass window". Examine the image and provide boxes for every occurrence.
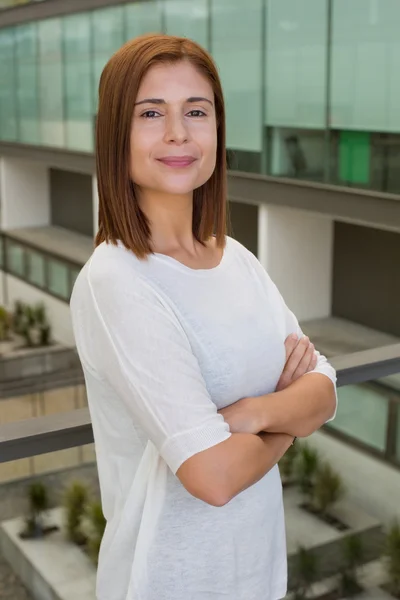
[125,2,163,40]
[48,259,69,299]
[7,241,25,277]
[15,23,40,144]
[63,13,93,152]
[165,0,208,47]
[267,127,325,181]
[38,19,65,147]
[331,0,400,132]
[0,29,18,141]
[266,0,328,129]
[70,267,80,291]
[211,0,263,154]
[92,7,125,113]
[328,384,389,452]
[26,250,45,288]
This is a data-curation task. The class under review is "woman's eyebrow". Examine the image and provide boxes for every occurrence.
[134,96,214,106]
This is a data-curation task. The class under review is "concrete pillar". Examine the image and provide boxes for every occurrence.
[92,175,99,237]
[257,205,333,322]
[0,157,50,230]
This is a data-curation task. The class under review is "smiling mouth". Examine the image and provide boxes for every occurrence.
[156,156,197,168]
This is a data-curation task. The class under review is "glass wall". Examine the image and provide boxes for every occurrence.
[1,0,400,193]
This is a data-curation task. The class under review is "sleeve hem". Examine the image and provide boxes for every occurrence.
[161,421,232,475]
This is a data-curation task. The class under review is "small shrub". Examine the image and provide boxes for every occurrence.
[85,501,106,565]
[21,481,49,538]
[64,481,89,545]
[385,521,400,598]
[312,462,344,515]
[0,306,11,341]
[338,534,364,597]
[12,301,51,347]
[279,442,299,482]
[296,443,320,499]
[293,545,318,600]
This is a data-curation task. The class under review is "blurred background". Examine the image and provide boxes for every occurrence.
[0,1,400,599]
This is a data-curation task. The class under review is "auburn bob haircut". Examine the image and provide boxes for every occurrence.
[94,33,227,258]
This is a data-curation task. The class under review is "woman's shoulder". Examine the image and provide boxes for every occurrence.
[73,241,159,305]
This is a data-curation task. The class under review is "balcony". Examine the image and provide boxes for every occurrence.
[0,343,400,600]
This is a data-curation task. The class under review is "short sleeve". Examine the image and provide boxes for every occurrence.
[245,246,338,422]
[79,256,231,474]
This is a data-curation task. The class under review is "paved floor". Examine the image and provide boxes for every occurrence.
[0,556,32,600]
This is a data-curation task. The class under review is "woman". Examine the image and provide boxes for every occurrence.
[70,34,337,600]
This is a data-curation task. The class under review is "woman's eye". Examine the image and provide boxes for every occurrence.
[188,110,206,117]
[142,110,161,119]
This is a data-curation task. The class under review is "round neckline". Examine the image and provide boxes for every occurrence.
[152,236,231,275]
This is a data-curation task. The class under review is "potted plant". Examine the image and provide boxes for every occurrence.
[312,462,344,517]
[20,481,57,539]
[292,545,318,600]
[384,521,400,598]
[64,481,89,546]
[337,534,364,597]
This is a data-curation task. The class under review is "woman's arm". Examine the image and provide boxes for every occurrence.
[177,431,294,507]
[254,372,336,437]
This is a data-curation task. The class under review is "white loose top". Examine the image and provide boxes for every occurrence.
[70,236,337,600]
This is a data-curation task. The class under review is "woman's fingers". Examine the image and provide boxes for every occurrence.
[284,336,310,379]
[284,333,299,362]
[292,343,315,380]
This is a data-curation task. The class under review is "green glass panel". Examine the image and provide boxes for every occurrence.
[266,0,327,128]
[0,29,18,141]
[330,384,388,452]
[48,259,69,299]
[38,19,65,147]
[125,2,163,40]
[92,6,125,112]
[63,13,93,151]
[211,0,263,152]
[165,0,208,47]
[27,250,45,288]
[15,23,40,144]
[339,131,370,184]
[7,242,25,277]
[331,0,400,132]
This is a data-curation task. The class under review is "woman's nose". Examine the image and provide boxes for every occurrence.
[163,113,189,145]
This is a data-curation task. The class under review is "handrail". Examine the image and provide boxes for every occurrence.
[1,343,400,464]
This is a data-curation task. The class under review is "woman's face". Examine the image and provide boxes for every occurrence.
[130,61,217,197]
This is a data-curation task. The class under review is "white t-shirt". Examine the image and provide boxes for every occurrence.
[70,235,337,600]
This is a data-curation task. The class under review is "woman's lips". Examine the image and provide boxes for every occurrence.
[157,156,197,168]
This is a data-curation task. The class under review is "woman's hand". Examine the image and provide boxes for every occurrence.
[276,334,317,392]
[218,334,318,435]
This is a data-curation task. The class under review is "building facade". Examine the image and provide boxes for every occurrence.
[1,0,400,467]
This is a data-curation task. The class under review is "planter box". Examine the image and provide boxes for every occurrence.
[0,508,96,600]
[285,486,385,589]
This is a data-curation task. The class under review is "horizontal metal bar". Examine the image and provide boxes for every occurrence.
[0,0,150,29]
[0,408,93,463]
[330,343,400,387]
[1,344,400,463]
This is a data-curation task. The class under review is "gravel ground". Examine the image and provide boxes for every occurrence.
[0,557,32,599]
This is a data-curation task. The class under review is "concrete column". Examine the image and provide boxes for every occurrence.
[0,157,50,230]
[92,175,99,237]
[257,205,333,322]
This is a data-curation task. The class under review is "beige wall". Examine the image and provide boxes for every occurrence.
[0,384,95,484]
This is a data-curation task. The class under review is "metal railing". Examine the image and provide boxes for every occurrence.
[1,343,400,466]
